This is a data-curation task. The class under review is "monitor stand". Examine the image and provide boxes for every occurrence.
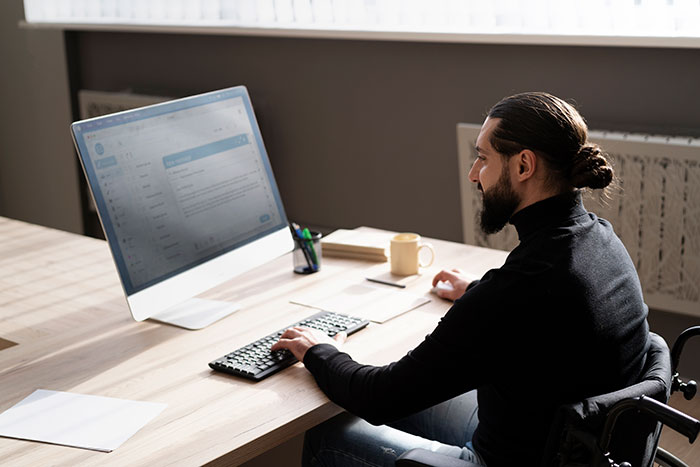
[149,298,240,330]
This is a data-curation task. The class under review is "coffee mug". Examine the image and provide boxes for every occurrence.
[390,233,435,276]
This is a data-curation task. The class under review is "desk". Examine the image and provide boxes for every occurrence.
[0,217,508,466]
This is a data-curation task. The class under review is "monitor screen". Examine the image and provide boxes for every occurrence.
[71,86,293,328]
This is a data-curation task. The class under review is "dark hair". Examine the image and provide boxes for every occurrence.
[487,92,613,190]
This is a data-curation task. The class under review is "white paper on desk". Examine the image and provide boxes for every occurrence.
[291,282,430,323]
[0,389,167,452]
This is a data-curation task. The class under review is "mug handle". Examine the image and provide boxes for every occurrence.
[418,243,435,268]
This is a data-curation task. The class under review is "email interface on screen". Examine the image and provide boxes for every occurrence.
[72,88,287,296]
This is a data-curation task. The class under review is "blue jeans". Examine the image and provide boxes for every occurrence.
[302,390,486,466]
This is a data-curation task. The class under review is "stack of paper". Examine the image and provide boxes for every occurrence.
[321,229,391,262]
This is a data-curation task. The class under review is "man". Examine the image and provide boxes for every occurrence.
[272,92,650,466]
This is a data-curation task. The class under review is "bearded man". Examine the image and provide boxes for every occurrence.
[273,92,650,467]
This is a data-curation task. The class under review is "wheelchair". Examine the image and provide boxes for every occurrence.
[396,326,700,467]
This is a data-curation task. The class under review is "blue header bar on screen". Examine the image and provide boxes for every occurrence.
[162,134,250,169]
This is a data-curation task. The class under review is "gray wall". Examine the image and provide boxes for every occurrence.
[3,1,700,241]
[71,32,700,242]
[0,0,82,233]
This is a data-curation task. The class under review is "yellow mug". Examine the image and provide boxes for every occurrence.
[390,233,435,276]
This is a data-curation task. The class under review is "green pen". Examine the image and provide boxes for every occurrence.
[302,228,319,269]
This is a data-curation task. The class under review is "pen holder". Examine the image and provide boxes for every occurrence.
[293,231,322,274]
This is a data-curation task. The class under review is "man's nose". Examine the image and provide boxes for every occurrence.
[468,160,480,184]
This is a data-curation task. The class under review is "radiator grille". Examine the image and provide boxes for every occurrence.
[457,123,700,317]
[78,90,167,120]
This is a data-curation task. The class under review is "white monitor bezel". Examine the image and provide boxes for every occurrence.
[127,225,292,323]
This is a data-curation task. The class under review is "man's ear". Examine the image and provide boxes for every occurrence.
[514,149,537,181]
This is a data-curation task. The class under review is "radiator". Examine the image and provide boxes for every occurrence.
[78,89,168,120]
[457,123,700,317]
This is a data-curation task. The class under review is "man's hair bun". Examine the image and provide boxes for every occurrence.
[488,93,616,192]
[570,144,613,189]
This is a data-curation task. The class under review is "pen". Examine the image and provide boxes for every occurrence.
[366,277,406,289]
[291,222,308,244]
[302,227,319,269]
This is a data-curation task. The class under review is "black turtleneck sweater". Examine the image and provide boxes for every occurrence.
[304,192,650,466]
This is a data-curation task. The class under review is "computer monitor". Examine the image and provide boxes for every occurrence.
[71,86,294,329]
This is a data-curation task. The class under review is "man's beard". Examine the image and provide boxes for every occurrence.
[478,165,521,234]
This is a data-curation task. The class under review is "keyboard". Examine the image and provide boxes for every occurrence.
[209,311,370,381]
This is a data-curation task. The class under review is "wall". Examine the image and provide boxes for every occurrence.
[0,0,82,233]
[70,31,700,242]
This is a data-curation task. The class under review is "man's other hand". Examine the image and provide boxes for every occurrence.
[271,326,347,362]
[431,268,475,301]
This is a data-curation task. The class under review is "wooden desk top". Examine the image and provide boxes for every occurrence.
[0,217,508,466]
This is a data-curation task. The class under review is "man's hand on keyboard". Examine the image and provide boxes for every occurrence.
[271,327,347,362]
